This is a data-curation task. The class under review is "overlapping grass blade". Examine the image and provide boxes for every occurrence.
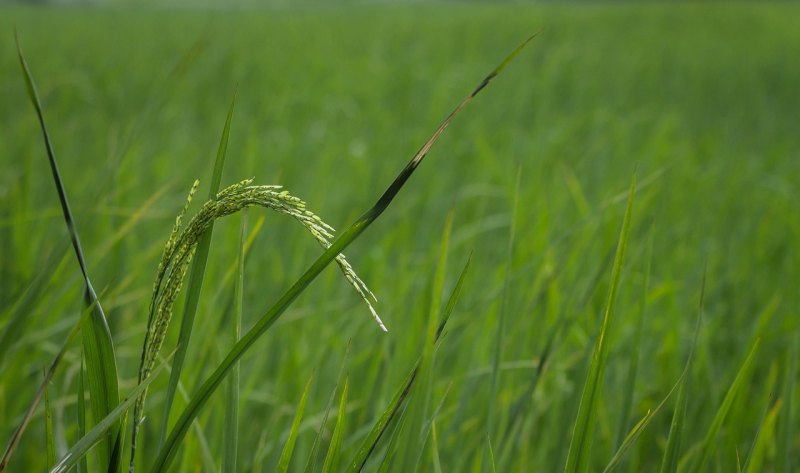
[564,173,636,473]
[154,91,237,452]
[687,339,761,473]
[659,270,704,473]
[48,357,171,473]
[15,32,121,472]
[275,376,313,473]
[77,355,88,473]
[486,166,521,469]
[743,399,782,473]
[223,213,245,473]
[396,211,453,472]
[149,34,532,472]
[615,226,653,447]
[347,256,471,473]
[0,241,68,371]
[45,376,56,467]
[303,342,351,473]
[322,378,349,473]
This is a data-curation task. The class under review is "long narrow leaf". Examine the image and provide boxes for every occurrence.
[275,377,313,473]
[49,358,171,473]
[150,34,533,472]
[564,173,636,473]
[15,32,120,471]
[155,90,237,451]
[688,339,761,473]
[322,378,349,473]
[776,332,797,473]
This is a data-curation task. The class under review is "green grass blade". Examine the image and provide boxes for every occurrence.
[155,90,236,451]
[275,376,313,473]
[0,303,91,470]
[396,211,453,472]
[688,339,761,473]
[743,399,782,473]
[776,333,797,473]
[223,212,245,473]
[45,375,56,467]
[303,342,351,473]
[615,225,653,448]
[77,355,88,473]
[347,256,471,473]
[322,377,349,473]
[15,31,120,472]
[0,242,68,371]
[659,271,705,473]
[149,35,527,472]
[486,166,520,469]
[48,358,171,473]
[564,173,636,473]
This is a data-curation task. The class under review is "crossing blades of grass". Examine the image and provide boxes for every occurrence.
[15,31,121,472]
[48,356,172,473]
[275,376,313,473]
[321,377,349,473]
[153,90,236,453]
[687,339,761,473]
[564,173,636,473]
[223,212,245,473]
[396,210,453,473]
[149,33,533,472]
[743,398,782,473]
[347,256,471,473]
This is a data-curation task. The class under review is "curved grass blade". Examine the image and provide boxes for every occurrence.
[687,339,761,473]
[45,375,56,467]
[15,31,120,471]
[152,90,237,454]
[275,376,313,473]
[49,356,171,473]
[149,33,532,472]
[564,173,636,473]
[322,378,349,473]
[743,398,782,473]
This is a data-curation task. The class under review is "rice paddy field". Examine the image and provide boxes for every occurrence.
[1,2,799,472]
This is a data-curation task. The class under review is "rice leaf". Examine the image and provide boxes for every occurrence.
[303,341,352,473]
[347,256,471,473]
[486,166,521,469]
[687,339,761,473]
[275,376,313,473]
[322,377,349,473]
[659,271,704,473]
[743,399,783,473]
[564,173,636,473]
[223,212,245,473]
[615,225,653,448]
[77,355,88,473]
[48,357,171,473]
[149,34,531,472]
[45,374,56,467]
[397,210,453,472]
[154,90,236,452]
[15,31,121,472]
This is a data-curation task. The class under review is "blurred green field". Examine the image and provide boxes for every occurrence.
[1,3,799,472]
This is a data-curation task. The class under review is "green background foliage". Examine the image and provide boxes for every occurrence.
[1,2,798,471]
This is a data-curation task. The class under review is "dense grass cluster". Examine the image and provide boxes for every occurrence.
[1,3,799,472]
